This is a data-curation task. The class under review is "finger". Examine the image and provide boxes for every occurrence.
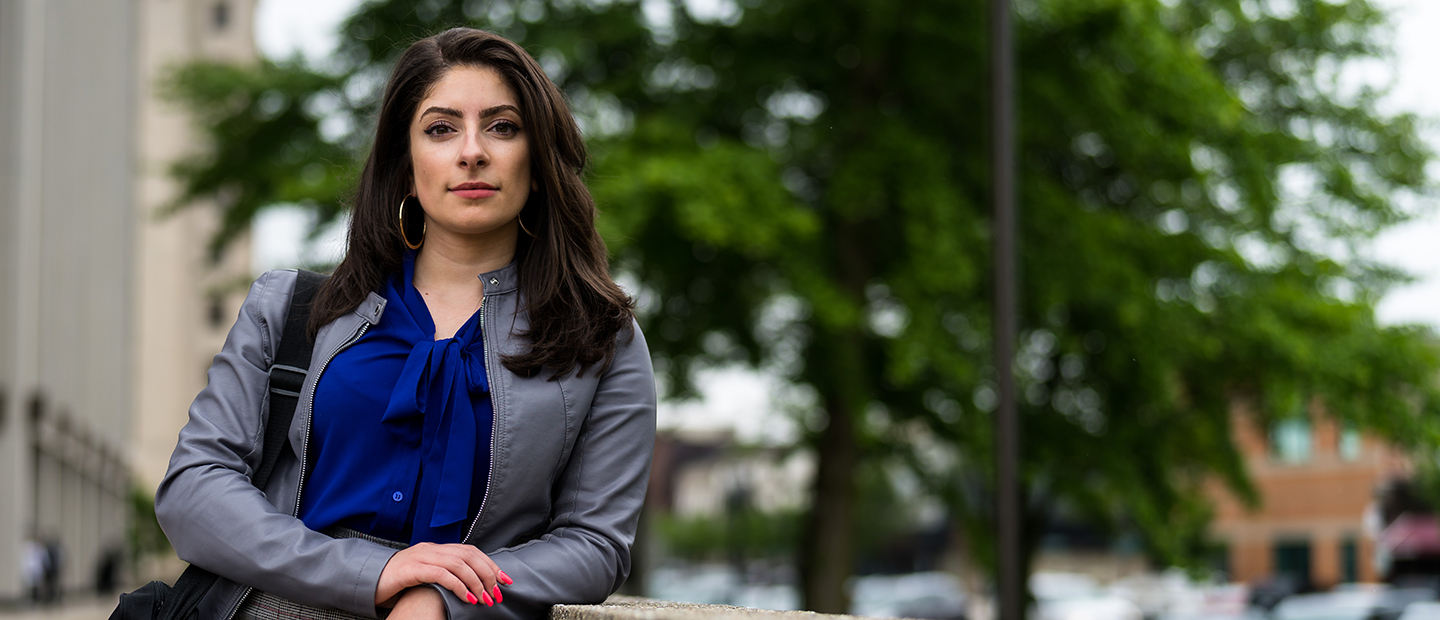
[478,555,502,583]
[462,554,502,605]
[418,564,473,604]
[442,545,498,594]
[432,554,487,603]
[473,555,505,603]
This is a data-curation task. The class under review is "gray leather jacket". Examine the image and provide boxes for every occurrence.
[155,266,657,620]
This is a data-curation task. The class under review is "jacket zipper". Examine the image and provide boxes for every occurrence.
[221,320,372,620]
[293,321,371,519]
[463,293,497,543]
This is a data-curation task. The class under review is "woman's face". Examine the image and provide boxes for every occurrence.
[409,65,532,245]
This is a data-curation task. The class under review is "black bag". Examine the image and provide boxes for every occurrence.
[111,270,328,620]
[112,580,172,620]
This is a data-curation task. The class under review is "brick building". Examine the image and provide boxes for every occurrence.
[1209,401,1412,587]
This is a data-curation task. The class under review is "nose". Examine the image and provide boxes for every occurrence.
[458,128,487,168]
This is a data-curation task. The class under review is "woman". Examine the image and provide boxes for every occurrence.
[155,28,656,620]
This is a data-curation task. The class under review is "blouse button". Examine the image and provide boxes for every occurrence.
[392,491,404,502]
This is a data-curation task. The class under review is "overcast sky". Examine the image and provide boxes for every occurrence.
[1364,0,1440,328]
[251,0,1440,440]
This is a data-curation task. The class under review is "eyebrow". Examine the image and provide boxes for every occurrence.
[420,106,463,119]
[481,104,521,118]
[419,104,521,119]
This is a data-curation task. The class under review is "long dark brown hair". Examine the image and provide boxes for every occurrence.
[310,27,633,378]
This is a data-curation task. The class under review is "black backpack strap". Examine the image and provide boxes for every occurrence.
[160,270,328,620]
[252,269,326,489]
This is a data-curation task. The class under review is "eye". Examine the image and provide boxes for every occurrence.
[423,122,457,136]
[490,120,521,137]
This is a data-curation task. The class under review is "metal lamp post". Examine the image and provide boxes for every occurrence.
[991,0,1021,618]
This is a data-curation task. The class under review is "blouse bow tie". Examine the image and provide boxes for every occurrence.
[380,291,489,529]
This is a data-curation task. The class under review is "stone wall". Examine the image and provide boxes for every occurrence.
[554,596,876,620]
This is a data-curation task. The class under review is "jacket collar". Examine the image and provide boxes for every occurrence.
[351,259,520,326]
[478,260,519,296]
[354,292,386,325]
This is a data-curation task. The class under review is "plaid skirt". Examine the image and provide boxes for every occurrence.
[233,527,407,620]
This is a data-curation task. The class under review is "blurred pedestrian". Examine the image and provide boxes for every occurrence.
[96,545,123,595]
[41,535,63,604]
[21,533,45,603]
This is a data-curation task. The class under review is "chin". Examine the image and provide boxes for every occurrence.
[446,219,521,238]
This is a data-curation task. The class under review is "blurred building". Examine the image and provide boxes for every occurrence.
[1209,401,1410,588]
[646,430,962,573]
[650,430,814,519]
[0,0,254,602]
[132,0,256,496]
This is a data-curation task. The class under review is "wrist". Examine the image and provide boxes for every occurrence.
[391,587,444,618]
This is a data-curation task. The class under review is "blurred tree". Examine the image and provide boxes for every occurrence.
[655,508,803,562]
[167,0,1440,613]
[127,486,171,570]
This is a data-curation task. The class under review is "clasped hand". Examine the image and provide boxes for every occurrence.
[377,542,513,615]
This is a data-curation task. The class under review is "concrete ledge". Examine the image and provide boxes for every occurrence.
[552,596,873,620]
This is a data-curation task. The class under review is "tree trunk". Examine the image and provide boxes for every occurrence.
[798,214,872,613]
[619,505,650,595]
[799,394,859,613]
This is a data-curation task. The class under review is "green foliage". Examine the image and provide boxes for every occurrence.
[656,509,802,562]
[165,60,353,260]
[127,485,170,561]
[653,461,913,564]
[164,0,1440,596]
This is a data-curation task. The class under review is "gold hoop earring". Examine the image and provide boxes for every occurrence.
[398,195,425,250]
[517,212,536,238]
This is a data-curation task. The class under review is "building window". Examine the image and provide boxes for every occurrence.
[1271,417,1313,464]
[1341,538,1358,583]
[208,294,227,329]
[212,1,230,32]
[1339,423,1362,462]
[1207,542,1230,579]
[1274,539,1312,585]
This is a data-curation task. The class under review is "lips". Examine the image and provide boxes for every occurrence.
[451,181,497,200]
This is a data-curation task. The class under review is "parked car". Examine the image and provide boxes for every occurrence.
[1271,590,1385,620]
[1376,588,1440,620]
[850,572,968,620]
[1030,572,1143,620]
[1158,582,1265,620]
[1110,569,1203,619]
[1250,575,1306,612]
[1271,587,1436,620]
[1398,601,1440,620]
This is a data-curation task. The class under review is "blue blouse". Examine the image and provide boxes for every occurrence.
[299,252,493,545]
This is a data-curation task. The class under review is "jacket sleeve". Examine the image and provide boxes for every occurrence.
[154,269,398,618]
[434,320,658,620]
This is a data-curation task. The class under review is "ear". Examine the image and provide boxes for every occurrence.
[531,179,539,192]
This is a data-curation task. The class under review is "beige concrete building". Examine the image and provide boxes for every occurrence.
[0,0,255,601]
[132,0,257,495]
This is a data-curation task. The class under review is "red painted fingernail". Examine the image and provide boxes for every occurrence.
[466,592,478,605]
[494,585,503,603]
[499,570,513,585]
[481,591,494,607]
